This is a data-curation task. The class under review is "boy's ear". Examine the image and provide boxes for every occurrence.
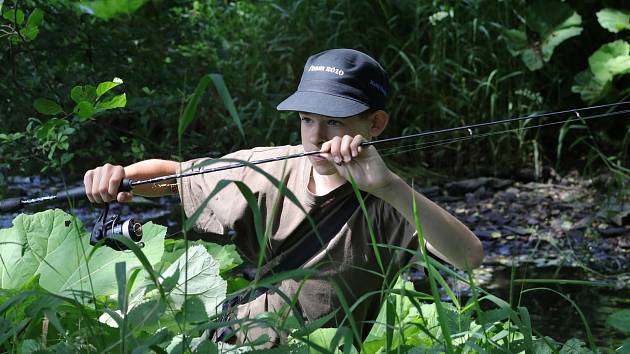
[369,110,389,137]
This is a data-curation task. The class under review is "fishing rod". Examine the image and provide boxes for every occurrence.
[1,101,628,250]
[2,100,629,211]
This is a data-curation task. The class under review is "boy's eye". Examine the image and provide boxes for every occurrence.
[327,120,342,126]
[301,117,312,123]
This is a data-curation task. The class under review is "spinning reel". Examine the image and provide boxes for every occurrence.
[90,203,144,251]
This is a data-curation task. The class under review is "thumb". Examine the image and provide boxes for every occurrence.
[117,192,133,203]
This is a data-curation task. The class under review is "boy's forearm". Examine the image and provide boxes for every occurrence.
[124,159,179,197]
[372,175,484,270]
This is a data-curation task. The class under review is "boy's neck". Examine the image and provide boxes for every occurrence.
[308,168,347,196]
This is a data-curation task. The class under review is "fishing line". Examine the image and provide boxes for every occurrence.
[129,101,630,188]
[378,108,630,157]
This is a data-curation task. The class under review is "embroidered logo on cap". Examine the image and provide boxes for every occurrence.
[308,65,344,76]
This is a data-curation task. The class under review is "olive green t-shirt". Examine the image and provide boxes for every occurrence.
[178,145,418,345]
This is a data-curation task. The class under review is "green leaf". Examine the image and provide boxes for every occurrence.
[34,118,68,140]
[0,221,36,289]
[126,298,165,327]
[0,210,77,289]
[540,12,583,61]
[96,77,123,98]
[33,98,63,115]
[2,8,24,25]
[160,245,227,319]
[597,8,630,33]
[178,74,212,139]
[503,0,582,71]
[606,309,630,333]
[25,8,43,29]
[74,101,96,120]
[210,73,246,142]
[20,339,45,354]
[21,8,44,41]
[559,338,592,354]
[162,239,242,274]
[78,0,147,20]
[96,93,126,110]
[571,70,609,103]
[0,1,4,13]
[588,40,630,84]
[70,85,97,103]
[34,211,166,297]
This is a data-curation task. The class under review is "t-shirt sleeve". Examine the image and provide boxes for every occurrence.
[176,150,254,236]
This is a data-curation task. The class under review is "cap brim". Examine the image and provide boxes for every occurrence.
[276,91,369,118]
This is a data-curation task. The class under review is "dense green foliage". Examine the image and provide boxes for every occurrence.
[4,209,627,353]
[0,0,628,186]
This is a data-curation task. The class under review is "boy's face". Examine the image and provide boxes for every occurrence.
[299,112,372,176]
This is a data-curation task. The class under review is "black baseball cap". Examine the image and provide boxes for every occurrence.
[276,48,389,118]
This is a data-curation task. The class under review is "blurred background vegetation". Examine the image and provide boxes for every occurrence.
[0,0,628,190]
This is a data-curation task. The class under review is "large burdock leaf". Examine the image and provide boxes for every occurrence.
[0,210,82,289]
[162,245,227,319]
[38,219,165,297]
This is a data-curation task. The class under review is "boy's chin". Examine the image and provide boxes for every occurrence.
[311,159,338,176]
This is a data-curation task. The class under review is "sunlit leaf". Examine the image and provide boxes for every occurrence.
[588,40,630,83]
[78,0,147,20]
[160,245,227,319]
[20,8,44,41]
[20,210,166,297]
[96,78,123,98]
[162,239,242,274]
[2,9,24,25]
[597,8,630,33]
[33,98,63,115]
[96,93,126,110]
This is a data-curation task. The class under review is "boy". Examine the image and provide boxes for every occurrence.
[84,48,483,345]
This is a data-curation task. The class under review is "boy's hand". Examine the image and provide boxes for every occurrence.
[320,134,396,193]
[83,164,133,203]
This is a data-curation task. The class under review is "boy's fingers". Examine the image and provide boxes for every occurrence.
[329,136,342,164]
[351,135,364,157]
[340,135,353,162]
[118,192,133,203]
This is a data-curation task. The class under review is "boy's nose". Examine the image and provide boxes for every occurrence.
[309,124,327,147]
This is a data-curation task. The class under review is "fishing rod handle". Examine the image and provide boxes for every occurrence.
[119,178,133,192]
[54,179,132,202]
